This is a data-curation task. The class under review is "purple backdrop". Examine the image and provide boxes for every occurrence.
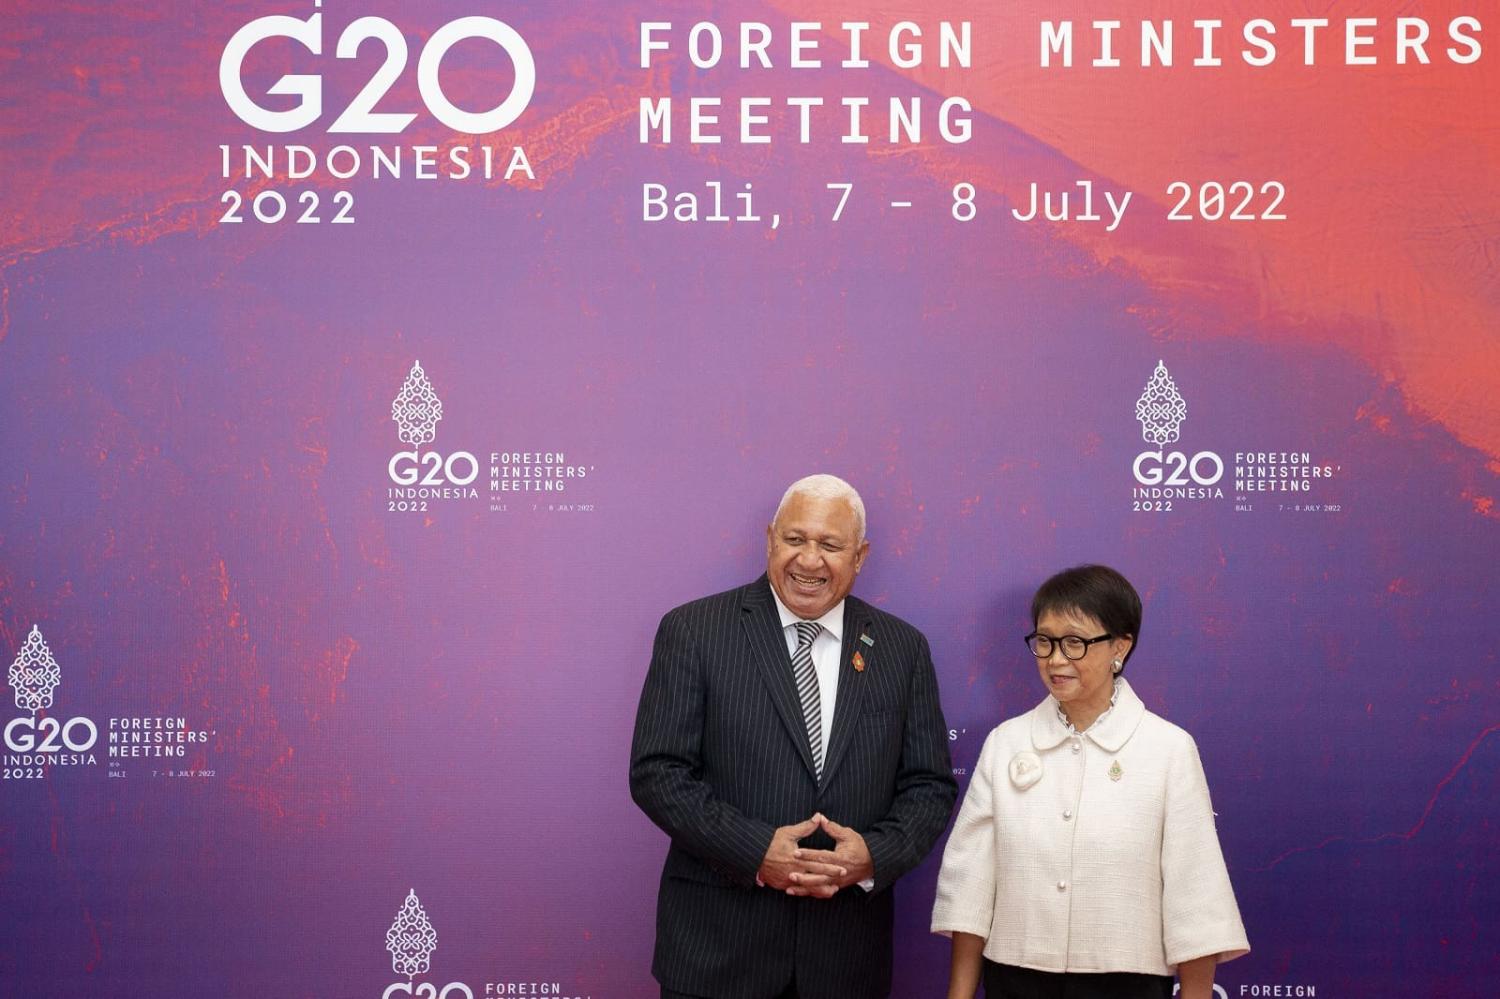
[3,2,1497,997]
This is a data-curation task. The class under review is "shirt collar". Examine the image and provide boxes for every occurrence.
[1030,677,1146,753]
[770,588,845,645]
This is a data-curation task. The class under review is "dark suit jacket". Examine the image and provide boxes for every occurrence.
[629,575,958,998]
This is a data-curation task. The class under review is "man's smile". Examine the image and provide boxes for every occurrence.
[765,490,867,620]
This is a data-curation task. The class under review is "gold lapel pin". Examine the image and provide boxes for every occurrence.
[852,651,866,672]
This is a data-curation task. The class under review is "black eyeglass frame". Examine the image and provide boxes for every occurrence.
[1023,632,1113,661]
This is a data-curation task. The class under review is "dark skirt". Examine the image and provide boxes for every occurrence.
[983,960,1174,999]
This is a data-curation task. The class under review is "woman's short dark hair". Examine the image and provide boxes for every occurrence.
[1031,565,1143,669]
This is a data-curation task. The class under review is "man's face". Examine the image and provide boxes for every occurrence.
[766,492,869,620]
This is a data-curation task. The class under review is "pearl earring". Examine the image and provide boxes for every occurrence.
[1111,659,1122,674]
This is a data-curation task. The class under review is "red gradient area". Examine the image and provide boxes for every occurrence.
[5,2,1496,460]
[771,0,1500,459]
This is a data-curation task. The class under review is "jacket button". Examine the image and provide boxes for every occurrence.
[1062,809,1073,820]
[1070,739,1081,754]
[1056,880,1067,891]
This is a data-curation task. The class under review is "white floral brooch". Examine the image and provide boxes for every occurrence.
[1008,751,1043,790]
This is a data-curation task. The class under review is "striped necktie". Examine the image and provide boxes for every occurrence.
[791,621,824,777]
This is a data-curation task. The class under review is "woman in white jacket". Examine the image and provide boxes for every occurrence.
[932,565,1248,999]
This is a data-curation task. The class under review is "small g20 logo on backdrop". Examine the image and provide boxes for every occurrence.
[1132,360,1224,488]
[382,889,472,999]
[220,6,535,134]
[389,360,480,490]
[5,626,99,763]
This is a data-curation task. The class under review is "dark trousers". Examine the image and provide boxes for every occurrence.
[983,960,1174,999]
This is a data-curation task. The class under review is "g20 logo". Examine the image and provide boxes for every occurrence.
[4,715,99,754]
[1132,449,1225,487]
[388,451,480,488]
[220,11,535,134]
[382,983,473,999]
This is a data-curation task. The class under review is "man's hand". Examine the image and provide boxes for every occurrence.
[757,816,846,894]
[788,814,875,897]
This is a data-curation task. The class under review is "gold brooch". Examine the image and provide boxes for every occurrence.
[852,651,866,672]
[1108,760,1123,782]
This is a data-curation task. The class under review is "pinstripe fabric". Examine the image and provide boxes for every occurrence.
[630,575,959,999]
[790,622,824,778]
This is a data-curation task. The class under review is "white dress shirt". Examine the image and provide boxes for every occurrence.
[931,679,1250,976]
[770,590,844,768]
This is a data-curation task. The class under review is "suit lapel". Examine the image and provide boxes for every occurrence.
[820,599,872,788]
[741,576,820,781]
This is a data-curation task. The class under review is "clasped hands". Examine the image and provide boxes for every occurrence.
[757,813,873,898]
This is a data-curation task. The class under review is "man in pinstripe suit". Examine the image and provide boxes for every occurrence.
[630,475,958,998]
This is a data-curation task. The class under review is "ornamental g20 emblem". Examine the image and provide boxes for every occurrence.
[386,889,438,981]
[1135,360,1187,446]
[392,360,444,447]
[381,890,473,999]
[386,360,480,509]
[5,625,100,768]
[1130,360,1224,505]
[9,625,62,715]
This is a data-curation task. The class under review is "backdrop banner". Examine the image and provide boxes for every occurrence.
[3,3,1497,997]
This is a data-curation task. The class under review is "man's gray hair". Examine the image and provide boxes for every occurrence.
[773,474,867,540]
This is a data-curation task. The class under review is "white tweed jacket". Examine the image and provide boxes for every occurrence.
[931,679,1250,976]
